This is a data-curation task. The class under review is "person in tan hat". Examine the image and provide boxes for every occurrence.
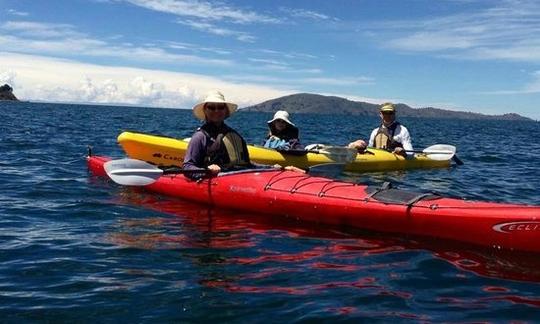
[348,102,413,156]
[183,90,251,177]
[183,90,305,178]
[263,110,303,150]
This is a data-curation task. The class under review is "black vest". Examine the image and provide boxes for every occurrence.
[199,123,251,170]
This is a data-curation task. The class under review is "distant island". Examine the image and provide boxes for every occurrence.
[242,93,531,121]
[0,84,19,101]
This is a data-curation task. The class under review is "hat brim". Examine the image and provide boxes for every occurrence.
[193,102,238,121]
[267,117,295,126]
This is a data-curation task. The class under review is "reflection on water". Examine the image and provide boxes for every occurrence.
[96,189,540,320]
[109,190,540,287]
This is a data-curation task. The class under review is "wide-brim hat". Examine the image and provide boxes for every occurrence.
[267,110,295,126]
[380,103,396,113]
[192,90,238,121]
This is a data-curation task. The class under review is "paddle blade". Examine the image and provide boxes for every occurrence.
[305,144,358,163]
[104,158,163,186]
[422,144,456,161]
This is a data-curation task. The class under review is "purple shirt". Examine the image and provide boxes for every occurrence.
[183,122,252,178]
[183,129,213,171]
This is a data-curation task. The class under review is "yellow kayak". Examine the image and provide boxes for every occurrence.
[117,131,452,172]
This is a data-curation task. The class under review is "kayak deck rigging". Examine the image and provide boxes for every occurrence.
[263,171,441,207]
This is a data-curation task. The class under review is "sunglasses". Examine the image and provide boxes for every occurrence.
[205,103,227,111]
[382,111,395,115]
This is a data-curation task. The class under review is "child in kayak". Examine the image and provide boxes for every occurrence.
[263,110,303,150]
[183,90,304,178]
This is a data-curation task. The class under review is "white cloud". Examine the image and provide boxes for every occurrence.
[165,41,232,55]
[176,19,256,42]
[280,7,338,21]
[0,20,234,66]
[129,76,165,103]
[124,0,281,24]
[7,9,29,16]
[303,76,374,86]
[224,74,372,88]
[0,19,339,88]
[330,92,393,106]
[371,0,540,62]
[0,52,293,108]
[121,0,281,41]
[254,48,318,61]
[0,70,17,87]
[1,18,323,78]
[3,21,83,38]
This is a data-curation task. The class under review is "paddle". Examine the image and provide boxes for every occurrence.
[103,158,344,186]
[303,144,358,163]
[401,144,459,162]
[104,158,209,186]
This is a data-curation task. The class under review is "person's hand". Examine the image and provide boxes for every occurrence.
[273,164,306,173]
[207,164,221,175]
[347,140,367,152]
[284,166,306,173]
[393,147,406,157]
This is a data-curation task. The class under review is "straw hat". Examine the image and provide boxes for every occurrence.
[192,90,238,121]
[267,110,295,126]
[380,103,396,113]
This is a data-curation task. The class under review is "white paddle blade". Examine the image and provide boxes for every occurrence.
[306,144,358,163]
[422,144,456,161]
[318,146,358,163]
[104,158,163,186]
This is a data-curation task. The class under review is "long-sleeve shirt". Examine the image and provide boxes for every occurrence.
[368,123,413,152]
[183,122,251,174]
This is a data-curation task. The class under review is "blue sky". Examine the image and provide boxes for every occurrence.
[1,0,540,119]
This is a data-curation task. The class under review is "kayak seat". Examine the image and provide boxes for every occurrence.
[365,182,441,206]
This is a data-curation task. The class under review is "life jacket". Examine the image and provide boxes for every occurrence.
[374,122,403,150]
[200,125,251,170]
[264,125,299,149]
[263,137,288,149]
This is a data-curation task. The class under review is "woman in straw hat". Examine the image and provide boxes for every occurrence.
[183,90,251,177]
[348,102,413,157]
[263,110,303,150]
[183,90,304,178]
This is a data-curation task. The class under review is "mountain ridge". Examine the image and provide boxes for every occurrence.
[241,93,531,121]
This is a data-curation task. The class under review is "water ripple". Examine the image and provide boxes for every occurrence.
[1,102,540,321]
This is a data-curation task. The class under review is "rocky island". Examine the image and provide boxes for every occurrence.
[0,84,19,101]
[242,93,531,121]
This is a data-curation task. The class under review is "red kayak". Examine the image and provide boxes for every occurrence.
[88,155,540,253]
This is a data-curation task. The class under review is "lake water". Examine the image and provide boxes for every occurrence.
[1,101,540,322]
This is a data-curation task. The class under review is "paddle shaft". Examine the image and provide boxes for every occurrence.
[405,149,453,154]
[162,167,210,175]
[452,155,464,166]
